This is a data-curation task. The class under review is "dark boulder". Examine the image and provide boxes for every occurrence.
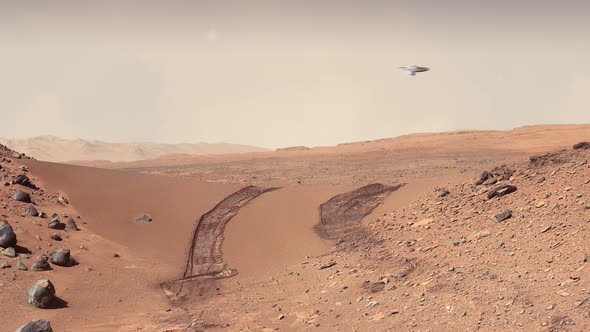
[495,209,512,222]
[12,174,37,189]
[15,319,53,332]
[12,190,31,203]
[31,255,51,271]
[50,249,77,267]
[27,279,56,308]
[487,184,517,199]
[0,221,17,247]
[573,141,590,150]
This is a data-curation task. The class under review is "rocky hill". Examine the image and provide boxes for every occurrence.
[0,135,269,162]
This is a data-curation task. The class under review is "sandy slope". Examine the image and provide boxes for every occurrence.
[0,135,268,162]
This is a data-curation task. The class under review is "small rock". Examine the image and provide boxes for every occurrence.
[113,253,120,258]
[17,259,28,271]
[66,218,79,231]
[536,201,547,208]
[31,255,52,271]
[24,205,38,216]
[487,184,517,199]
[1,261,11,269]
[47,220,62,230]
[27,279,56,308]
[57,194,69,205]
[15,319,53,332]
[467,229,491,241]
[495,209,512,222]
[135,214,152,223]
[537,176,546,183]
[50,249,77,267]
[50,234,62,241]
[437,189,450,197]
[12,190,32,203]
[412,218,433,228]
[453,238,466,246]
[3,246,16,258]
[319,261,336,270]
[278,314,285,320]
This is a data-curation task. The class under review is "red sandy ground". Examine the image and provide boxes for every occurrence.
[1,124,589,331]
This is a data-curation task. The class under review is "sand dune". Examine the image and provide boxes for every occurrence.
[24,160,242,276]
[1,135,268,162]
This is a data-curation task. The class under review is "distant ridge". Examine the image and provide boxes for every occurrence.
[0,136,269,162]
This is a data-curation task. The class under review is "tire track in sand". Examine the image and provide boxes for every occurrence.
[315,183,405,239]
[162,185,278,299]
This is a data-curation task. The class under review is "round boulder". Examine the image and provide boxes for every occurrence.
[15,319,53,332]
[27,279,56,308]
[50,249,77,267]
[0,221,17,248]
[13,190,31,203]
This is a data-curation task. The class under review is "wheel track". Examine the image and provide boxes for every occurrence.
[316,183,405,239]
[162,185,278,299]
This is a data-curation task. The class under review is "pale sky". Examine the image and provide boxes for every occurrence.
[1,1,589,148]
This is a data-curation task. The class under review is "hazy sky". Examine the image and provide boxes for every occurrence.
[1,1,590,148]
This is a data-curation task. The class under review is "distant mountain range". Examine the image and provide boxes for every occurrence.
[0,135,269,162]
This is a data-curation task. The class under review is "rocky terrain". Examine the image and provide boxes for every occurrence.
[2,131,590,331]
[170,142,590,331]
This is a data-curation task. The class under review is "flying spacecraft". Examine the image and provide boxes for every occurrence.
[399,65,430,76]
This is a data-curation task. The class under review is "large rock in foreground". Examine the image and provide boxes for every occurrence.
[0,221,17,248]
[15,320,53,332]
[27,279,56,308]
